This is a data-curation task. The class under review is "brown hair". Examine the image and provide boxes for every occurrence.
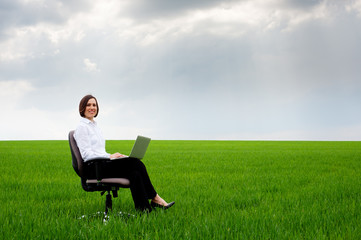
[79,95,99,118]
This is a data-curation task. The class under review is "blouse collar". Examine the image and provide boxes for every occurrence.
[80,117,96,125]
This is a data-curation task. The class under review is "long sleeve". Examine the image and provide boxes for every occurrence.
[74,118,111,161]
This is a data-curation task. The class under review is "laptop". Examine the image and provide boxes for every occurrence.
[111,135,151,160]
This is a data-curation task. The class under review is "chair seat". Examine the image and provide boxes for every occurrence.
[86,178,130,187]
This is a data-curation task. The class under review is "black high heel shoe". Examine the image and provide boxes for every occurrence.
[150,201,175,210]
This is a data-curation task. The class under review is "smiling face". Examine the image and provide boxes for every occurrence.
[84,98,98,121]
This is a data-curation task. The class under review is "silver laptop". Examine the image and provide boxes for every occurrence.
[111,135,151,160]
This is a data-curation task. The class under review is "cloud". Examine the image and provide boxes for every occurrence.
[0,0,360,140]
[83,58,100,72]
[346,0,361,16]
[0,0,92,29]
[124,0,237,20]
[0,80,35,107]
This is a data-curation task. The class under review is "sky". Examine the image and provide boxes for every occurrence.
[1,0,361,140]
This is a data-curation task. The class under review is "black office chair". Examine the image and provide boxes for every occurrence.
[68,130,130,219]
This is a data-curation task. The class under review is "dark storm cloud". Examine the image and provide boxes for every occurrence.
[125,0,242,20]
[0,0,91,39]
[124,0,326,21]
[281,0,323,9]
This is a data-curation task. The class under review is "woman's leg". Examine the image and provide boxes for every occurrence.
[128,170,153,211]
[85,158,157,211]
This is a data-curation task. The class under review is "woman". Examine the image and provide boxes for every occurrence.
[74,94,174,212]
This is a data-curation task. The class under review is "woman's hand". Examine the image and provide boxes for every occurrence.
[110,152,128,159]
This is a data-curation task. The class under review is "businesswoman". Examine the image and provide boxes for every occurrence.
[74,94,174,212]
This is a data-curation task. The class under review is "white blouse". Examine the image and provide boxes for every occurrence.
[74,117,111,161]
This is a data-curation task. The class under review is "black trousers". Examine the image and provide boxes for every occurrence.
[85,158,157,211]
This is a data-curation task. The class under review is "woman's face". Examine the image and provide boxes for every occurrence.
[84,98,97,121]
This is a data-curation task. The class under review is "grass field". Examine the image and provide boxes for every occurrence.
[1,140,361,239]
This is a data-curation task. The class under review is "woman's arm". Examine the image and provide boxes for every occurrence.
[74,124,111,161]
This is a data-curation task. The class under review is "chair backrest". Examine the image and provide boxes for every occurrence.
[68,130,85,178]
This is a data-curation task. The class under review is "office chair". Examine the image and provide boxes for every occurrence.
[68,130,130,219]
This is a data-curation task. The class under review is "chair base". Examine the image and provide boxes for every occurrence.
[78,211,135,223]
[78,190,135,223]
[104,191,113,214]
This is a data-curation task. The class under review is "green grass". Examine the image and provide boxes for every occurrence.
[1,140,361,239]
